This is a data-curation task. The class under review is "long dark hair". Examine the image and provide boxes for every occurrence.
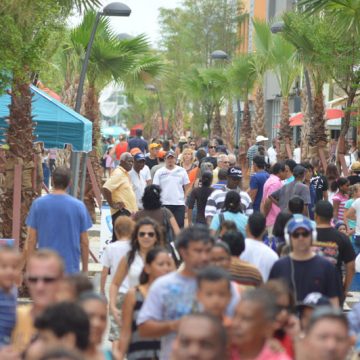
[127,217,164,267]
[142,185,162,210]
[222,191,242,213]
[139,247,170,285]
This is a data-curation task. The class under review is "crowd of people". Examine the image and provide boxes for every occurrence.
[3,130,360,359]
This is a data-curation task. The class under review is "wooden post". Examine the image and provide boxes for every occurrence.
[86,158,102,209]
[12,164,22,248]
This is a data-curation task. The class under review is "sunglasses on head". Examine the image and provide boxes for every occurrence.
[27,276,59,284]
[292,230,310,239]
[138,231,155,238]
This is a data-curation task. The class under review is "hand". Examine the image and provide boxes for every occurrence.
[112,202,125,210]
[0,346,21,360]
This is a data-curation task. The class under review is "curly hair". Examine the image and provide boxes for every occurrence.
[142,185,162,210]
[127,217,164,267]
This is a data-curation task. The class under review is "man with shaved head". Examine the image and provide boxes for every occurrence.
[102,152,138,241]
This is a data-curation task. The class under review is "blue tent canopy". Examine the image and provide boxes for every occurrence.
[0,85,92,152]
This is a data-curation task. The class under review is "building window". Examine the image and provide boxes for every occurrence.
[272,99,281,138]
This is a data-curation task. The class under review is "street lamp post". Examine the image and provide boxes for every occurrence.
[210,50,242,150]
[71,2,131,199]
[145,84,167,140]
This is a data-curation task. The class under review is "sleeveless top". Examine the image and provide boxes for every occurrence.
[127,252,144,288]
[127,287,160,360]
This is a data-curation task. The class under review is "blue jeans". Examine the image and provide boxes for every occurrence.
[164,205,185,228]
[353,235,360,256]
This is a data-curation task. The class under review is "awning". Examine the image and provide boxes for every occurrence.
[289,109,345,127]
[0,85,92,152]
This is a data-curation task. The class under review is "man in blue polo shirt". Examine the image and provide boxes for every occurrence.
[249,155,269,212]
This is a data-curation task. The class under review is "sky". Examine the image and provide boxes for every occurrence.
[70,0,181,47]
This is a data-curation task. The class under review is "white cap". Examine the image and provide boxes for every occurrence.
[256,135,268,143]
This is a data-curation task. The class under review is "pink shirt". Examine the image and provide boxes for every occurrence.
[332,192,348,221]
[262,174,282,226]
[231,343,291,360]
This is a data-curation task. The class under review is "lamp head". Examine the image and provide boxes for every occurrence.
[102,2,131,17]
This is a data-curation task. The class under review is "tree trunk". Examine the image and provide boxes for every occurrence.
[278,97,292,160]
[239,100,252,171]
[300,85,310,160]
[173,103,185,139]
[222,101,235,152]
[82,85,103,222]
[251,86,266,142]
[61,76,79,108]
[1,80,37,250]
[212,105,222,138]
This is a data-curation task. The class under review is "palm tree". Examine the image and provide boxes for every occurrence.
[250,20,274,142]
[182,67,228,138]
[228,54,256,159]
[271,34,301,159]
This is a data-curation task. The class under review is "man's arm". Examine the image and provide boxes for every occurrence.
[23,227,37,269]
[102,187,124,210]
[344,261,356,295]
[248,188,258,202]
[80,232,89,273]
[138,320,180,338]
[261,197,272,217]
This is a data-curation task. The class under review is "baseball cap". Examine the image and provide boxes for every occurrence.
[285,215,313,234]
[351,161,360,172]
[149,143,161,150]
[158,150,166,159]
[296,292,331,311]
[256,135,268,143]
[130,147,142,156]
[134,153,145,161]
[227,166,242,179]
[165,150,176,159]
[293,165,306,177]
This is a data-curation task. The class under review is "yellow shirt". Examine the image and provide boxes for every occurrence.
[103,166,138,215]
[11,304,35,353]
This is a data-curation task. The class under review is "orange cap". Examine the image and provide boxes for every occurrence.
[130,147,142,156]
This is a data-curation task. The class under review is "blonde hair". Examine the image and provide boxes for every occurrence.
[114,216,135,239]
[349,183,360,198]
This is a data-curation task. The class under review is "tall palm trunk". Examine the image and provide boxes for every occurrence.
[309,89,327,161]
[212,105,222,138]
[239,100,252,170]
[173,103,185,139]
[251,86,266,142]
[1,79,37,249]
[82,84,103,222]
[300,85,310,160]
[222,101,235,152]
[278,96,293,160]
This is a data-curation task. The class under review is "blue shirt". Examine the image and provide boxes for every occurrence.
[0,288,16,346]
[127,137,148,153]
[210,211,248,238]
[26,194,92,273]
[250,170,269,212]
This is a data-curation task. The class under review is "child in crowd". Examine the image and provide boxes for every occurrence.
[219,220,237,240]
[103,148,115,178]
[332,177,350,222]
[118,247,174,360]
[335,221,349,237]
[196,266,232,324]
[100,216,135,351]
[55,273,93,302]
[0,240,21,346]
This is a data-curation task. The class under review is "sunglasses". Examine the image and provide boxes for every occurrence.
[209,146,217,149]
[27,276,59,284]
[292,231,310,238]
[190,143,196,146]
[138,231,155,238]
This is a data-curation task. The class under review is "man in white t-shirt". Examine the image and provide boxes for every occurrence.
[240,212,278,281]
[129,152,151,209]
[153,150,190,228]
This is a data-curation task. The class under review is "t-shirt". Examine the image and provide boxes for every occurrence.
[26,194,93,273]
[0,288,16,346]
[314,228,355,292]
[205,187,253,219]
[201,156,217,169]
[115,142,128,160]
[100,241,131,293]
[267,146,277,165]
[151,163,165,179]
[129,166,151,209]
[145,156,158,170]
[311,173,328,202]
[153,166,190,206]
[128,137,148,153]
[137,271,239,360]
[345,199,356,230]
[240,238,279,281]
[250,170,269,212]
[133,208,174,230]
[231,342,291,360]
[229,257,263,288]
[332,192,349,221]
[188,187,214,224]
[271,181,311,211]
[262,174,282,226]
[210,211,248,238]
[269,255,342,301]
[352,198,360,235]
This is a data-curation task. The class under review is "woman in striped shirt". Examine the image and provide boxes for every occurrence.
[333,178,350,222]
[117,247,175,360]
